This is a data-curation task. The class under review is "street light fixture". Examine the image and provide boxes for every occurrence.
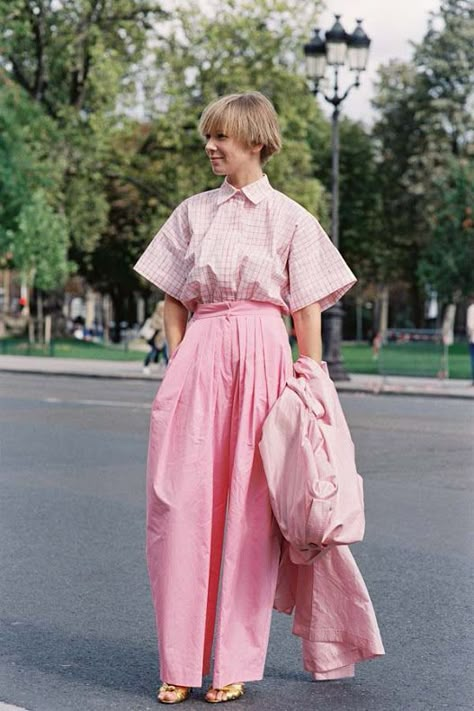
[304,14,371,381]
[347,20,371,73]
[325,14,348,66]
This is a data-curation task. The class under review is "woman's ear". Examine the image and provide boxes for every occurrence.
[251,142,264,155]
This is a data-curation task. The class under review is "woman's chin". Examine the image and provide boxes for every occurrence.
[210,162,226,175]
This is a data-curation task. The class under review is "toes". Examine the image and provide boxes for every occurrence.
[159,690,177,702]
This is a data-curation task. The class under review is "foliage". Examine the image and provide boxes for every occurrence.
[417,160,474,302]
[10,189,70,290]
[0,0,167,277]
[371,0,474,321]
[310,116,385,284]
[371,60,428,283]
[0,83,65,260]
[412,0,474,162]
[0,0,165,118]
[0,82,71,291]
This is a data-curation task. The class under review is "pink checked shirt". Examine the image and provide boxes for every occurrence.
[133,174,356,314]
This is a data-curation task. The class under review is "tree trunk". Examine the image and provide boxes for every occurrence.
[37,290,44,344]
[136,294,145,327]
[111,290,124,343]
[102,294,112,343]
[377,285,389,338]
[2,270,11,314]
[356,295,363,342]
[442,303,456,346]
[85,287,96,334]
[21,276,30,317]
[410,281,425,328]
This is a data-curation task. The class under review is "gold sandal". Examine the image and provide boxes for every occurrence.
[157,682,192,704]
[205,683,245,703]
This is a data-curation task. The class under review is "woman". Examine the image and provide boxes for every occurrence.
[142,301,168,375]
[134,92,356,704]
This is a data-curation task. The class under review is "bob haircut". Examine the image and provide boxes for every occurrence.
[198,91,282,164]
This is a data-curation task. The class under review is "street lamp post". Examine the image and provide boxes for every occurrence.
[304,15,371,381]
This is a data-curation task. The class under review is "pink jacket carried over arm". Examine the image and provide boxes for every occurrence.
[259,356,385,679]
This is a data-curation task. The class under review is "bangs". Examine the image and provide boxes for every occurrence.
[198,92,282,163]
[199,99,254,144]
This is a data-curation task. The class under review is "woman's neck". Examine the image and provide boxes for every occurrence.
[226,167,264,189]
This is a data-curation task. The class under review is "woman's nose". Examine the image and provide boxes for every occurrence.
[206,138,217,153]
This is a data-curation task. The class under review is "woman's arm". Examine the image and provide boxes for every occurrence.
[164,294,188,357]
[292,302,322,363]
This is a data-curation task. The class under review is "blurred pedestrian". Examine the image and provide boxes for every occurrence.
[372,331,382,360]
[141,301,168,375]
[133,92,369,705]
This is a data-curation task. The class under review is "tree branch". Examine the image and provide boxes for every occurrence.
[70,0,106,108]
[105,171,176,210]
[26,0,46,100]
[9,55,34,95]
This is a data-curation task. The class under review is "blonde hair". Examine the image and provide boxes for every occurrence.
[198,91,282,164]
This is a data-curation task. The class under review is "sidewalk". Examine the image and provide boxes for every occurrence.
[0,354,473,399]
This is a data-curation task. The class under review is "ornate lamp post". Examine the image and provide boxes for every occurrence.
[304,15,371,381]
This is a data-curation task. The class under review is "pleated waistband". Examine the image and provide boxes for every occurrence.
[192,300,284,320]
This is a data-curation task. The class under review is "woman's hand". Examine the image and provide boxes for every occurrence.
[164,294,189,356]
[292,302,322,363]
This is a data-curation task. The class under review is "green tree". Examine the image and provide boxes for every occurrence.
[412,0,474,161]
[0,0,167,265]
[11,189,70,290]
[371,0,474,324]
[0,83,65,257]
[310,116,385,285]
[0,82,71,319]
[417,160,474,303]
[0,0,165,119]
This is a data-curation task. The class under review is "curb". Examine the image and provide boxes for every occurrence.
[0,367,159,382]
[1,364,473,399]
[335,383,474,400]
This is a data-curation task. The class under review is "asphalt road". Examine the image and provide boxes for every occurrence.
[0,373,473,711]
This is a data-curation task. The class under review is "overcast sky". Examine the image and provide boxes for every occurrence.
[307,0,442,124]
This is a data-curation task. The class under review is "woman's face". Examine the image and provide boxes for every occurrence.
[204,131,260,177]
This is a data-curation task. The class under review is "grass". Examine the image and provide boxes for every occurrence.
[0,337,145,361]
[340,341,471,380]
[1,337,471,379]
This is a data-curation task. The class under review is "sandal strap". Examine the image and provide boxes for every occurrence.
[158,683,191,703]
[223,683,244,693]
[206,683,245,702]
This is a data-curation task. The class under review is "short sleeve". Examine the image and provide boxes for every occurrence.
[287,210,357,313]
[133,201,190,300]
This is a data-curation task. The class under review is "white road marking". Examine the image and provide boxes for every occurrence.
[0,704,32,711]
[42,397,150,409]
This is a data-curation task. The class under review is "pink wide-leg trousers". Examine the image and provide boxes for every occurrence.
[146,300,293,688]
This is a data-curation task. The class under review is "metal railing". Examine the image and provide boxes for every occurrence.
[377,328,447,378]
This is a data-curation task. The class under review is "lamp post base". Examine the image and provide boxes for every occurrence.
[322,303,351,381]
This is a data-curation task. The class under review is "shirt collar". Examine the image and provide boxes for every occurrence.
[216,174,272,206]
